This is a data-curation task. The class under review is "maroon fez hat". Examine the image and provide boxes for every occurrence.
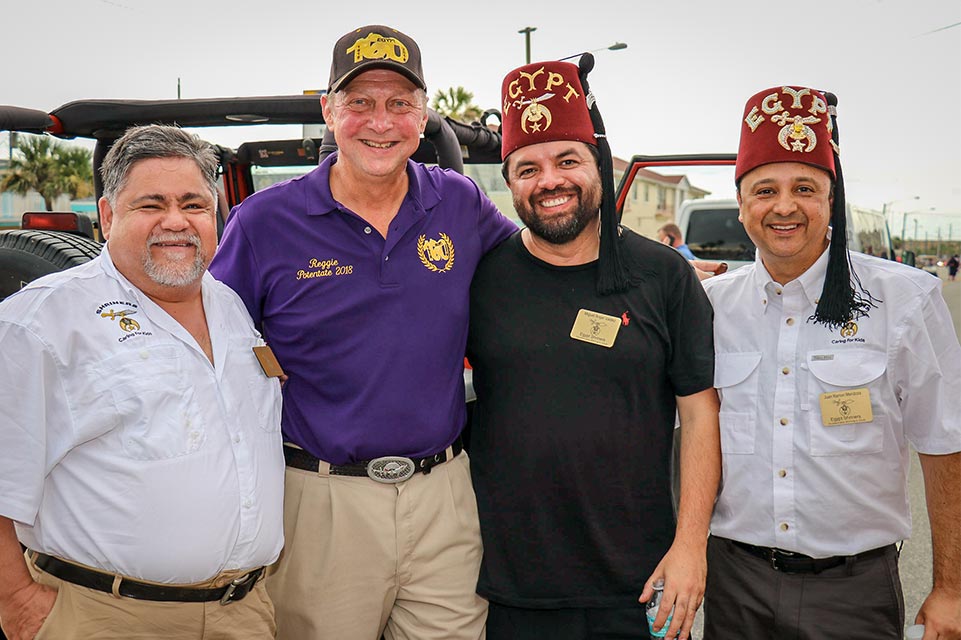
[735,86,835,183]
[500,61,595,161]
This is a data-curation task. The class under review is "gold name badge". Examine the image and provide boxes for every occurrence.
[819,388,873,426]
[253,345,285,378]
[570,309,621,348]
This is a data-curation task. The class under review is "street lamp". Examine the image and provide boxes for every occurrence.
[559,42,628,61]
[518,26,537,64]
[882,195,918,235]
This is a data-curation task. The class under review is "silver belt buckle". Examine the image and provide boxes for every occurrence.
[367,456,416,483]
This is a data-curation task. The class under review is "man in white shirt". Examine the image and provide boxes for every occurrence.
[701,86,961,639]
[0,125,284,640]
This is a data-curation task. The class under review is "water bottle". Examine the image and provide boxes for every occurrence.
[646,578,677,638]
[905,624,925,639]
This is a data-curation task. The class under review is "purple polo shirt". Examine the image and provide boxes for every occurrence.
[210,154,516,464]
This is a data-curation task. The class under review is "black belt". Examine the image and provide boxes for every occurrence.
[731,540,893,574]
[31,551,263,605]
[283,436,463,484]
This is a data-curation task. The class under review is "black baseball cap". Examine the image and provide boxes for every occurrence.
[327,25,426,93]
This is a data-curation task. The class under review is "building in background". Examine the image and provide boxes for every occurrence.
[616,158,710,238]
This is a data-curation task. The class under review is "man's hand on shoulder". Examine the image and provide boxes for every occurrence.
[0,580,58,640]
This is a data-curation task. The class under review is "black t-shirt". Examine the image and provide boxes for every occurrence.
[466,228,714,608]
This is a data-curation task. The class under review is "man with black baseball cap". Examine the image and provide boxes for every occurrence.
[466,57,720,640]
[702,86,961,639]
[210,24,516,640]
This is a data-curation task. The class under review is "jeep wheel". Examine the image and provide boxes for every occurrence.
[0,230,102,301]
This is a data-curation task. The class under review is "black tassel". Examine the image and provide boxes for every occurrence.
[810,92,878,330]
[577,54,631,295]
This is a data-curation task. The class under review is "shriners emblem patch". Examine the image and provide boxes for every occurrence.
[417,233,455,273]
[99,306,140,332]
[96,300,152,342]
[839,321,858,338]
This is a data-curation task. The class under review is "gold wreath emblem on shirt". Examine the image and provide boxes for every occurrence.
[417,233,455,273]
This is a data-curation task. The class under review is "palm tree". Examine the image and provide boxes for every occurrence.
[431,87,483,124]
[56,145,95,200]
[0,135,94,210]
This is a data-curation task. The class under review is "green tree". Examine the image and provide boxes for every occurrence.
[431,87,483,124]
[56,145,95,199]
[0,135,94,210]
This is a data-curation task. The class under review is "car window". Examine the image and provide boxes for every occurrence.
[686,207,756,262]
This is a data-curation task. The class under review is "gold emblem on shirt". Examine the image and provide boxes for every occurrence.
[819,388,873,426]
[101,308,139,332]
[417,233,455,273]
[840,321,858,338]
[570,309,621,348]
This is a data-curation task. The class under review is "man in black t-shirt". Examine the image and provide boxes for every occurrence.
[466,58,720,640]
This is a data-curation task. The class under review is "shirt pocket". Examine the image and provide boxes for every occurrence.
[805,348,887,456]
[95,345,205,460]
[229,337,283,434]
[715,351,762,455]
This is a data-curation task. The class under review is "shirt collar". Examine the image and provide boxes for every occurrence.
[306,152,442,217]
[751,246,830,312]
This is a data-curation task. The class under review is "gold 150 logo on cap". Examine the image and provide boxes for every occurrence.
[347,32,409,64]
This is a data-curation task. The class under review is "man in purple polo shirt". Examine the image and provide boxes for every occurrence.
[209,24,516,640]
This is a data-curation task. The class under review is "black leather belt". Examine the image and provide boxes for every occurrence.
[283,436,463,484]
[731,540,893,574]
[31,551,263,605]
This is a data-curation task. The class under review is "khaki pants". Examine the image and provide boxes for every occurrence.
[268,450,486,640]
[27,553,276,639]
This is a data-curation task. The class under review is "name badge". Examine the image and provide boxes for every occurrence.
[253,344,285,378]
[570,309,621,348]
[819,388,873,426]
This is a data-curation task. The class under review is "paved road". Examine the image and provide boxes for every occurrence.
[691,277,960,639]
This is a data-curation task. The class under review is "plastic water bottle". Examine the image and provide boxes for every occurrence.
[646,578,676,638]
[905,624,925,639]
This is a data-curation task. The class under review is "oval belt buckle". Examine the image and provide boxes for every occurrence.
[367,456,416,483]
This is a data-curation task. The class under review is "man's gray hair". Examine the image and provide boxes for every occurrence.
[100,125,219,204]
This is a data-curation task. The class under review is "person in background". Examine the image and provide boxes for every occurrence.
[0,124,284,640]
[702,85,961,639]
[209,25,516,640]
[657,221,697,260]
[466,57,720,640]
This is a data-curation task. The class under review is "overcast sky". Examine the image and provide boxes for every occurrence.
[4,0,959,239]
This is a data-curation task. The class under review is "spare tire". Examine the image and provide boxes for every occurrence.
[0,230,102,301]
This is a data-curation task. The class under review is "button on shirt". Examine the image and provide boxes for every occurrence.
[0,246,285,583]
[703,249,961,557]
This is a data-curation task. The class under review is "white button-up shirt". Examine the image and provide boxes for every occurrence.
[0,246,284,583]
[703,249,961,557]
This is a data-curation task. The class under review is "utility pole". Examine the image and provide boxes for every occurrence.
[518,26,536,64]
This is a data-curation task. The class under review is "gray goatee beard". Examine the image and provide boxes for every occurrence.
[142,232,207,287]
